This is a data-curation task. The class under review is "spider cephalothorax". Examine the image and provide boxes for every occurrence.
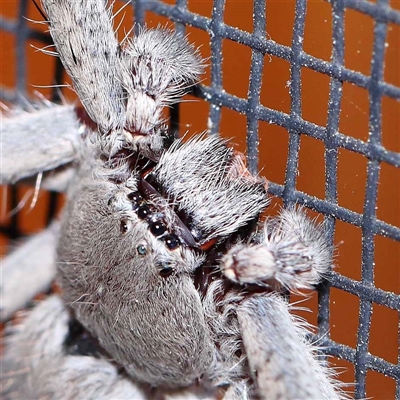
[0,1,347,399]
[56,130,269,389]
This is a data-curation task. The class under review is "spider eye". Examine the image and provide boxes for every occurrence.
[137,245,147,256]
[137,205,150,220]
[164,234,180,250]
[159,264,174,278]
[128,192,143,210]
[107,196,115,207]
[150,221,167,237]
[120,219,130,234]
[128,191,142,204]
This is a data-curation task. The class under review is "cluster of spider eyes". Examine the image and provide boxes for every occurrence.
[120,191,181,255]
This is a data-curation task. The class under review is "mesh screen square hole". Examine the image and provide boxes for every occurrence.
[369,303,398,364]
[1,32,17,89]
[258,121,289,185]
[337,148,368,214]
[180,94,211,135]
[367,369,397,399]
[265,2,295,48]
[260,56,291,115]
[221,39,252,99]
[374,234,400,293]
[381,95,400,152]
[187,0,212,19]
[301,66,331,126]
[330,287,360,349]
[303,0,333,62]
[339,83,370,143]
[219,107,248,147]
[297,134,326,199]
[344,7,374,76]
[223,1,254,33]
[334,219,363,282]
[376,162,400,227]
[392,0,400,10]
[1,1,18,19]
[384,22,400,86]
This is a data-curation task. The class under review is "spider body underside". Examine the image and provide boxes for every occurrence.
[0,1,348,399]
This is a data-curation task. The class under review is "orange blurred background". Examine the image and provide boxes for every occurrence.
[0,1,399,398]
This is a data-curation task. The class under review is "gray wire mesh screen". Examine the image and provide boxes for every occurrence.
[0,0,399,398]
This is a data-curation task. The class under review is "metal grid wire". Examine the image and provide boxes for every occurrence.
[0,0,399,398]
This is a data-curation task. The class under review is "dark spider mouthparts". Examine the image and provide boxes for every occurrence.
[139,175,205,247]
[127,188,184,251]
[135,176,200,248]
[127,169,263,296]
[109,152,220,252]
[126,175,228,293]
